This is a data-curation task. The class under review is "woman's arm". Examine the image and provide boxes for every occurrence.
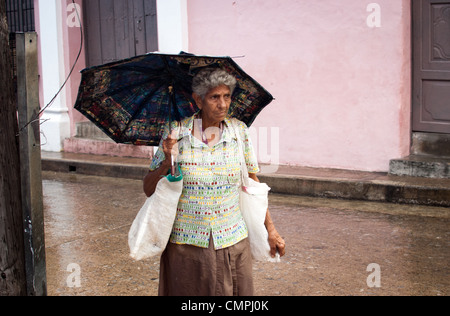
[248,173,286,258]
[143,159,172,197]
[143,135,177,197]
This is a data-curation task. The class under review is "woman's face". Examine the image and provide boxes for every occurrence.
[193,84,232,125]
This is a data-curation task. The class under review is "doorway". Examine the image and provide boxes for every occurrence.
[78,0,158,143]
[412,0,450,134]
[390,0,450,177]
[83,0,158,67]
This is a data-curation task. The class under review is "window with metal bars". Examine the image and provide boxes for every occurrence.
[4,0,34,104]
[5,0,35,33]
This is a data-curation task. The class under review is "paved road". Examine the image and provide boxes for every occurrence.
[42,171,449,296]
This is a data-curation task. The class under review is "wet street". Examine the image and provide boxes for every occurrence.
[42,171,449,296]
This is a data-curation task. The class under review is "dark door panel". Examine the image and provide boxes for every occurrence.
[413,0,450,133]
[83,0,158,67]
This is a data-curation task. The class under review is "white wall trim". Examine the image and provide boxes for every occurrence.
[156,0,189,54]
[37,0,70,152]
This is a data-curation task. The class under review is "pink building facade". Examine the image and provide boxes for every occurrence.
[33,0,449,173]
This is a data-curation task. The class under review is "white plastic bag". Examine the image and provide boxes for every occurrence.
[233,119,280,263]
[240,179,280,263]
[128,175,183,261]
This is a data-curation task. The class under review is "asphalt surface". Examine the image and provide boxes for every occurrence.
[42,171,449,296]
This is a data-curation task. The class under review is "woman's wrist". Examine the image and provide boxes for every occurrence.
[265,222,277,234]
[161,158,172,169]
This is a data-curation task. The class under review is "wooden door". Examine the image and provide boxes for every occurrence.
[83,0,158,67]
[412,0,450,134]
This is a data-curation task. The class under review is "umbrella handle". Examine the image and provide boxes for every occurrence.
[168,85,174,135]
[171,154,175,176]
[168,85,177,177]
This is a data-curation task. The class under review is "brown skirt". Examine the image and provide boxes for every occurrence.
[158,237,254,296]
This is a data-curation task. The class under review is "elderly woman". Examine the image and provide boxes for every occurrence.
[143,68,285,296]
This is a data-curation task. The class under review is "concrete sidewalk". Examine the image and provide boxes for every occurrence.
[41,151,450,207]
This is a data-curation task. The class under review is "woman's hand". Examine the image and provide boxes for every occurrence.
[162,127,180,163]
[143,127,179,197]
[267,227,286,258]
[162,136,177,164]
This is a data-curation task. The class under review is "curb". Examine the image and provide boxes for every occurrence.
[258,174,450,207]
[41,152,450,207]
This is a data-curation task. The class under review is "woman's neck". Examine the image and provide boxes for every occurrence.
[199,112,221,130]
[194,112,223,147]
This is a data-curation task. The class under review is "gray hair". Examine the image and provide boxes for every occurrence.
[192,68,237,100]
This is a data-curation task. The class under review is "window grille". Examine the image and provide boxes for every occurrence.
[5,0,35,33]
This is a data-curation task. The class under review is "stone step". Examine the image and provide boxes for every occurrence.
[389,155,450,179]
[64,137,154,159]
[412,132,450,158]
[68,121,155,159]
[76,121,112,141]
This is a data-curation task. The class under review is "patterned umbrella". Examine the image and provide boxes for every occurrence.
[74,52,273,146]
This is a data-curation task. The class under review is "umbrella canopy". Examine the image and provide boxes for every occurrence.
[74,52,273,146]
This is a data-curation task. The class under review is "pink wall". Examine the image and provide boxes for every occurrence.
[61,0,88,137]
[187,0,411,172]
